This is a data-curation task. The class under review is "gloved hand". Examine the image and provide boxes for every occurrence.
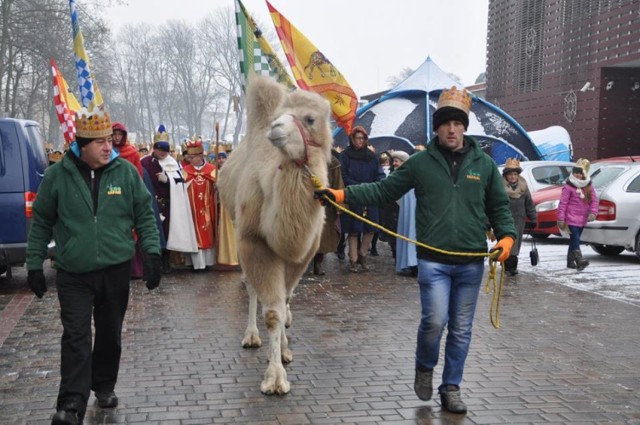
[490,236,514,263]
[156,172,168,183]
[27,270,47,298]
[525,220,536,230]
[587,213,596,222]
[557,221,567,231]
[143,253,162,290]
[313,188,344,206]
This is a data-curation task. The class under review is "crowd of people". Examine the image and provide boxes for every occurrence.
[27,84,598,423]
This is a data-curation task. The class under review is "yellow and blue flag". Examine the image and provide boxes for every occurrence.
[69,0,104,110]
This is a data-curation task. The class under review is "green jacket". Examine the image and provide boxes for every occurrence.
[26,152,160,273]
[345,136,516,261]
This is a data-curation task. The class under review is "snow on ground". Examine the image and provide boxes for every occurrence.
[515,235,640,306]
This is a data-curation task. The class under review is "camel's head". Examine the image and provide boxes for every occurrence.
[267,89,332,166]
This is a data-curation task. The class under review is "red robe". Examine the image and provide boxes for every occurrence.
[117,144,143,176]
[183,162,217,250]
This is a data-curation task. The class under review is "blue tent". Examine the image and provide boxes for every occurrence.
[333,57,541,164]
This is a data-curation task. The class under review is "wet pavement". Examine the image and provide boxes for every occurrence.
[1,245,639,425]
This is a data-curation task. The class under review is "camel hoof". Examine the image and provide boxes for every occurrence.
[281,349,293,364]
[261,364,290,395]
[241,332,262,348]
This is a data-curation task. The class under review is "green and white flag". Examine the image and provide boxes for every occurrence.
[235,0,295,91]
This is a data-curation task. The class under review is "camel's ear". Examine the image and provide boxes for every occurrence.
[246,75,285,133]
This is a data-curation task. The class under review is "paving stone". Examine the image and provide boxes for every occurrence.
[1,249,639,424]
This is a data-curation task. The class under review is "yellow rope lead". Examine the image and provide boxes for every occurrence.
[307,170,505,329]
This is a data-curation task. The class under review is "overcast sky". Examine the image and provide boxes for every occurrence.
[105,0,489,97]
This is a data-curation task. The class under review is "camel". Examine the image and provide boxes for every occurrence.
[217,74,333,395]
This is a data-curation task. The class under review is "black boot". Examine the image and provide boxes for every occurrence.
[313,256,325,275]
[566,251,577,269]
[504,255,518,276]
[572,249,589,271]
[161,250,171,274]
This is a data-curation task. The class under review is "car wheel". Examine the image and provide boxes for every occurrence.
[531,233,550,240]
[0,265,7,276]
[590,244,624,256]
[635,233,640,261]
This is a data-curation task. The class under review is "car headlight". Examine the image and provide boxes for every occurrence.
[536,200,559,212]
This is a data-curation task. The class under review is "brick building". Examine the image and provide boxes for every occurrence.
[486,0,640,159]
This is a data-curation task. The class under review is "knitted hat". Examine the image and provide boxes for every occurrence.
[391,150,410,163]
[433,86,472,130]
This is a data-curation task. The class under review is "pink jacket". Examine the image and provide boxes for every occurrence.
[557,182,598,227]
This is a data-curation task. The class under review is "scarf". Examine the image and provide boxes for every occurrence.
[567,174,592,202]
[503,175,528,199]
[343,143,375,161]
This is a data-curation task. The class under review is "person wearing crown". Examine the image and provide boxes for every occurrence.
[182,139,217,270]
[501,158,537,276]
[141,125,185,273]
[557,158,598,271]
[25,107,161,424]
[315,86,517,414]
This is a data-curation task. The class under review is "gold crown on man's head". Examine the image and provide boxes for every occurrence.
[437,86,472,114]
[48,150,64,163]
[153,131,170,143]
[75,108,113,139]
[186,139,204,155]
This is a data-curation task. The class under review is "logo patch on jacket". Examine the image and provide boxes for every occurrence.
[466,170,481,181]
[107,184,122,195]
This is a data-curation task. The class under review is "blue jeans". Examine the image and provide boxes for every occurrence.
[415,258,484,392]
[568,225,584,251]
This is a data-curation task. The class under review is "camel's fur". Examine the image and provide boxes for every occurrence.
[217,75,332,394]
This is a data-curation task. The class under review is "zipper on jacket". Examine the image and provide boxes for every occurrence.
[91,169,97,218]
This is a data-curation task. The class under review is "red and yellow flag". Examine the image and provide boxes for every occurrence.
[51,59,81,143]
[267,1,357,134]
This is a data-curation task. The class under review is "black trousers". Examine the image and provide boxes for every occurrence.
[55,261,131,414]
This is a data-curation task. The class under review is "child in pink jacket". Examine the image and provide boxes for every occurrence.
[557,158,599,271]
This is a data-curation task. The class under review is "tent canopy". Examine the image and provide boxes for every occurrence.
[333,57,541,164]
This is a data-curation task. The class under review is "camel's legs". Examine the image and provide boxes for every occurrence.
[239,237,290,395]
[261,301,290,395]
[241,278,261,348]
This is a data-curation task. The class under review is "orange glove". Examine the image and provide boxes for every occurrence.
[314,188,345,205]
[490,236,514,263]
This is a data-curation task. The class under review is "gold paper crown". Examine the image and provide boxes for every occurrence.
[75,108,113,139]
[48,150,64,163]
[575,158,590,174]
[437,86,472,114]
[186,140,204,155]
[153,131,170,143]
[504,158,522,172]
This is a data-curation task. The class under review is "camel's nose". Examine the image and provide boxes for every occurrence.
[268,115,293,147]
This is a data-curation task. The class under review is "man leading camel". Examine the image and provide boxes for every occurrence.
[316,87,516,414]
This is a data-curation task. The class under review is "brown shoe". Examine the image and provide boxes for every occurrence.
[357,254,370,271]
[349,261,359,273]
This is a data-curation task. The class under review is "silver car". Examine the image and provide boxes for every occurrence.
[498,160,575,193]
[581,163,640,259]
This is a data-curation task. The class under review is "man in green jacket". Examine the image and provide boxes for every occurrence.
[317,87,516,414]
[26,107,161,425]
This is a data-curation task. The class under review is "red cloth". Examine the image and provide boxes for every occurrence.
[118,144,143,176]
[183,163,217,249]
